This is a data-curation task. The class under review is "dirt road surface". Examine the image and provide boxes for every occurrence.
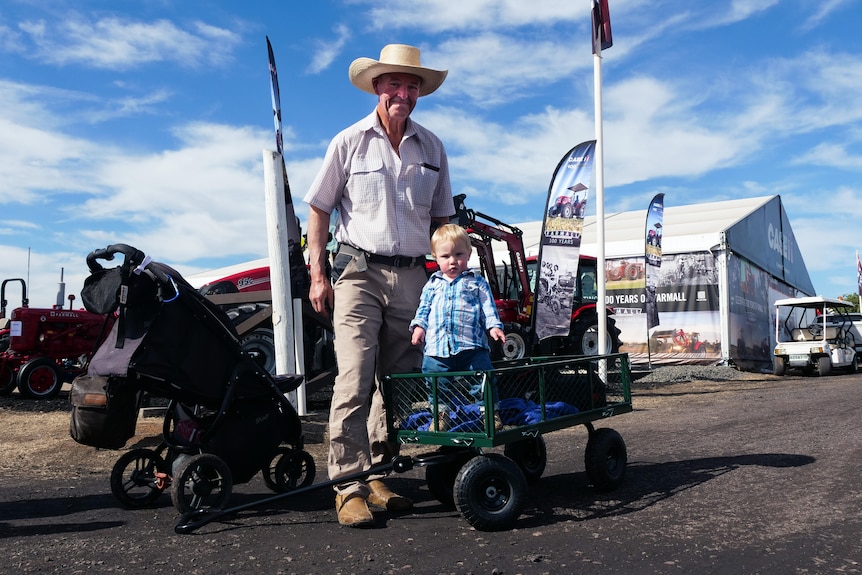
[1,371,861,574]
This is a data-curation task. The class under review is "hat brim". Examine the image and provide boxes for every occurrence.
[349,59,448,97]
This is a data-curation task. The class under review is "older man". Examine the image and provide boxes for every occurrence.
[304,44,455,527]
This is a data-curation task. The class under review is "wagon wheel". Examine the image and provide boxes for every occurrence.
[584,428,627,492]
[0,361,16,396]
[170,453,233,514]
[17,357,63,399]
[110,448,169,508]
[273,449,316,491]
[425,448,477,508]
[454,453,527,531]
[503,435,547,484]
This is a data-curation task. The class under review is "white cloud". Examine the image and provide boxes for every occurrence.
[16,15,240,70]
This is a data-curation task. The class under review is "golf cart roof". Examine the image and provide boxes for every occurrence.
[774,296,854,309]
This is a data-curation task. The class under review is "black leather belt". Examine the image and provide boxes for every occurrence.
[338,244,425,268]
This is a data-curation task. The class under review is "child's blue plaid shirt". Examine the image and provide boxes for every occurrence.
[410,269,503,358]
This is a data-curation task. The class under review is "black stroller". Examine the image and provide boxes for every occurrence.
[69,244,315,514]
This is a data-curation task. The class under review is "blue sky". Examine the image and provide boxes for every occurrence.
[1,0,861,307]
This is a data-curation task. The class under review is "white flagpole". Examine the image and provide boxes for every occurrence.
[594,9,608,354]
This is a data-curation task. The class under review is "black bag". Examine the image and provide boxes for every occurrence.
[69,375,140,449]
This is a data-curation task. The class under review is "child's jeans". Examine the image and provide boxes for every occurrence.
[422,348,495,409]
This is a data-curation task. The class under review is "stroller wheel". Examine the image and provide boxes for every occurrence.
[262,447,316,493]
[110,448,169,508]
[274,449,316,492]
[171,453,233,514]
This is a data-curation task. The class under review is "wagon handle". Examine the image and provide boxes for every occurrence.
[173,456,414,535]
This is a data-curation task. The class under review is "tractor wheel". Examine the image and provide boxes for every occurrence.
[17,357,63,399]
[569,315,622,356]
[493,325,529,361]
[0,333,9,352]
[240,328,276,374]
[0,361,16,396]
[624,264,641,281]
[561,204,574,219]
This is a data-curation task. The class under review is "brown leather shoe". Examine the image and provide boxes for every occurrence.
[367,480,413,511]
[335,493,375,528]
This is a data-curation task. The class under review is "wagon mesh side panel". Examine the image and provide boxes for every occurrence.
[387,354,631,437]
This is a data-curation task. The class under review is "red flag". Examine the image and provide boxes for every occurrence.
[592,0,613,54]
[857,251,862,296]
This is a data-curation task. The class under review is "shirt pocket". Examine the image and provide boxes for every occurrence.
[406,163,440,209]
[348,155,386,210]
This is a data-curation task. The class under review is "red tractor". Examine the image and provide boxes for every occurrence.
[0,278,113,399]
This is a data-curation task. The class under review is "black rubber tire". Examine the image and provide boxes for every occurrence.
[584,428,627,492]
[170,453,233,514]
[561,203,574,219]
[110,448,169,508]
[0,333,9,352]
[0,361,16,396]
[17,357,63,399]
[848,355,858,374]
[817,356,831,377]
[503,435,547,484]
[261,446,293,492]
[569,315,622,356]
[425,449,477,508]
[773,356,786,376]
[240,328,276,374]
[274,449,316,491]
[454,453,527,531]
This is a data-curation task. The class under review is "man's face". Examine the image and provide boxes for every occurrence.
[374,72,421,121]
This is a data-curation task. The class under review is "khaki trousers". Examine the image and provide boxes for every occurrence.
[328,258,425,496]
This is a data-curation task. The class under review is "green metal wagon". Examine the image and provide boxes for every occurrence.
[383,352,633,531]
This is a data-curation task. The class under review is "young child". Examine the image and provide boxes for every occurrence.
[410,224,506,430]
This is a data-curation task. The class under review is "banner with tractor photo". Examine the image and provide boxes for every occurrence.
[608,251,723,365]
[533,140,596,341]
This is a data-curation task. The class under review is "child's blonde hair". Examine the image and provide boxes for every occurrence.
[431,224,472,257]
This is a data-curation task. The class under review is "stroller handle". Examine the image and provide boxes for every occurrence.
[86,244,174,291]
[86,243,148,272]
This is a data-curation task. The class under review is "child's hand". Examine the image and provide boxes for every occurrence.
[490,327,506,343]
[411,326,426,346]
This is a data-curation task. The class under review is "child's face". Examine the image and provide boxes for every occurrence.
[434,238,470,279]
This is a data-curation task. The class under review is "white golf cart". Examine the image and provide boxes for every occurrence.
[773,296,858,376]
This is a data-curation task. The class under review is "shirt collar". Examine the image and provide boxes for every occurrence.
[361,109,418,141]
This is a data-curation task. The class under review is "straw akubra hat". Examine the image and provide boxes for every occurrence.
[349,44,448,97]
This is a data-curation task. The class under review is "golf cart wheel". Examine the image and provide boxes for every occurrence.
[848,355,858,374]
[425,448,477,508]
[170,453,233,514]
[584,428,627,492]
[0,362,16,396]
[454,453,527,531]
[273,449,316,491]
[504,435,547,484]
[773,356,786,376]
[17,357,63,399]
[110,448,169,508]
[817,356,831,377]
